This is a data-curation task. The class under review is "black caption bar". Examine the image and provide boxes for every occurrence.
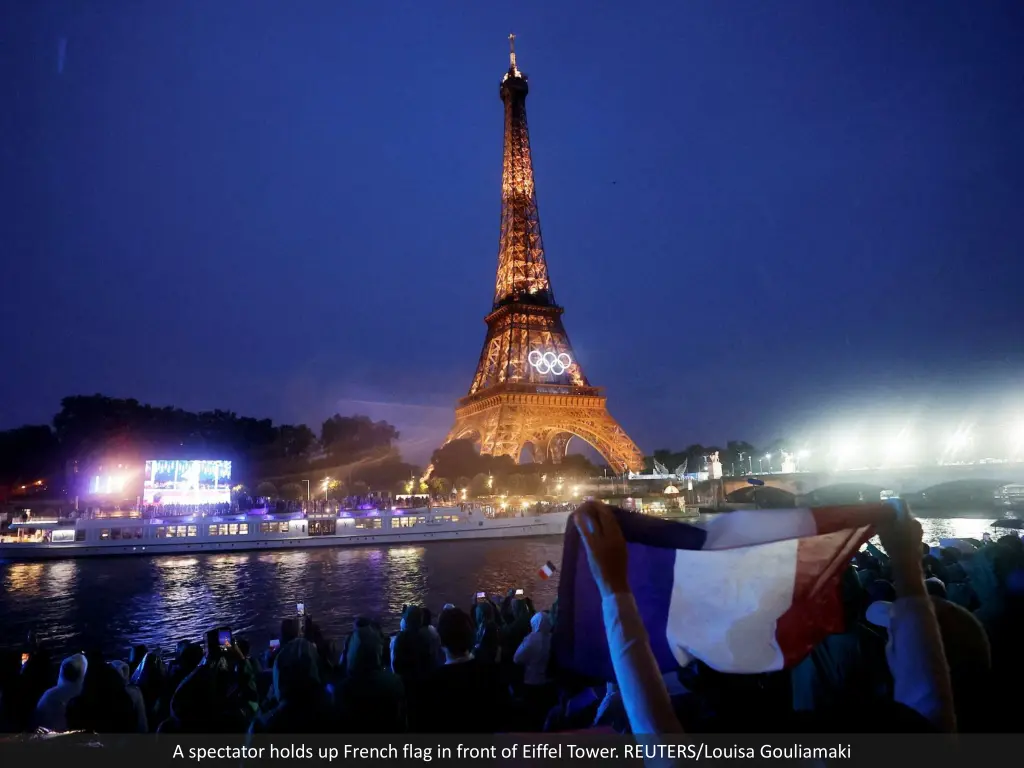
[0,732,983,768]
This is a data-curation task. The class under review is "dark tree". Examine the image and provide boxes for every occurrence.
[0,425,60,484]
[430,439,482,482]
[319,414,399,464]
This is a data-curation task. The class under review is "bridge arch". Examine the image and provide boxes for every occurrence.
[902,478,1017,509]
[801,482,888,506]
[724,485,797,508]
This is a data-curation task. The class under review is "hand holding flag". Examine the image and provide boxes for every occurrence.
[572,502,629,596]
[555,502,899,680]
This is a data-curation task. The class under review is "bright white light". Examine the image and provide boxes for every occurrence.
[528,350,571,375]
[798,449,810,459]
[831,437,860,468]
[885,430,915,465]
[946,429,972,453]
[764,453,772,460]
[1010,423,1024,455]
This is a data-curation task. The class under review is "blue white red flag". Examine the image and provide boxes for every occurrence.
[554,505,894,679]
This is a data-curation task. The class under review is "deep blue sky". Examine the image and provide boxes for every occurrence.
[2,2,1023,464]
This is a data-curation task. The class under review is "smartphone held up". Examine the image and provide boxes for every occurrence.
[205,626,233,657]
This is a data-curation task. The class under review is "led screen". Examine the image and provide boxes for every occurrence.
[89,474,129,495]
[143,459,232,505]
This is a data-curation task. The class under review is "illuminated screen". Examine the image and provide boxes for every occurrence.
[89,474,129,495]
[143,459,232,505]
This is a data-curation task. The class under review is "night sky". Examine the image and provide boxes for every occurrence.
[2,2,1023,465]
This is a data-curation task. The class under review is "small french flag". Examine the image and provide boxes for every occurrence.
[538,560,557,580]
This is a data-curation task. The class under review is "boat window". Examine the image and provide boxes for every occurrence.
[228,524,238,536]
[309,520,336,536]
[209,525,220,536]
[155,527,166,538]
[75,529,86,542]
[100,529,111,540]
[354,518,382,530]
[239,523,248,535]
[187,526,198,537]
[392,516,416,528]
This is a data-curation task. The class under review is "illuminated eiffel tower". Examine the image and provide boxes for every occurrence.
[440,35,643,474]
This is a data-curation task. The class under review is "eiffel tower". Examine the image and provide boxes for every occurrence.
[441,35,644,474]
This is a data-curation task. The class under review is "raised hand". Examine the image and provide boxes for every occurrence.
[572,501,630,597]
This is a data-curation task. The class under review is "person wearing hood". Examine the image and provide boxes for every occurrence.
[419,609,444,668]
[108,660,149,733]
[391,606,434,687]
[65,650,137,734]
[514,611,552,685]
[472,601,501,665]
[33,653,87,732]
[249,638,334,735]
[499,596,534,687]
[513,611,556,728]
[333,624,406,733]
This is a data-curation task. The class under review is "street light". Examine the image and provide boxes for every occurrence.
[301,480,310,501]
[322,478,331,502]
[764,453,773,473]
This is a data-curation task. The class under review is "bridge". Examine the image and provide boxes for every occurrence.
[719,462,1024,504]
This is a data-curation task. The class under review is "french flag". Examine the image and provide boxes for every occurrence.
[538,560,557,580]
[554,504,894,679]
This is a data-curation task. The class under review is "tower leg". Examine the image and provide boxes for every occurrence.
[546,433,571,464]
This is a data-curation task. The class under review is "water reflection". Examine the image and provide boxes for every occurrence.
[0,515,1016,659]
[44,561,78,596]
[5,563,44,592]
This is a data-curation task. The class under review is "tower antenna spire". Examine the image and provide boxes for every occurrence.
[509,32,517,72]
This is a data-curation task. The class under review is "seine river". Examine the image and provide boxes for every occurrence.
[0,513,1008,660]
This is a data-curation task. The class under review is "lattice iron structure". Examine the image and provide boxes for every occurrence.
[440,36,644,474]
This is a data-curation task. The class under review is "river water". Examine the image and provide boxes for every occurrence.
[0,513,1009,660]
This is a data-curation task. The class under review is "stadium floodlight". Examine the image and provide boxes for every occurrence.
[946,428,972,453]
[831,437,860,469]
[885,430,914,465]
[1010,422,1024,458]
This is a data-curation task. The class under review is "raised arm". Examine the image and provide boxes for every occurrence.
[877,513,956,732]
[574,503,683,736]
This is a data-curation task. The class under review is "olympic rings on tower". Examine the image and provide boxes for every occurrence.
[528,350,572,376]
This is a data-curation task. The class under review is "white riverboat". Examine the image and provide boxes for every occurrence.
[0,506,572,561]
